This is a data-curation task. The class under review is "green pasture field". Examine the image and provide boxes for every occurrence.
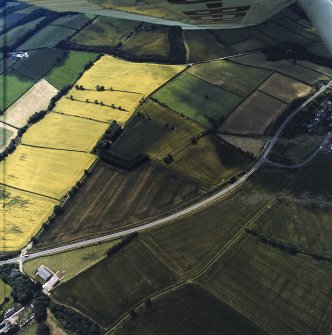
[153,72,242,128]
[0,127,15,149]
[49,13,93,30]
[164,135,251,189]
[4,17,45,49]
[199,236,332,335]
[18,25,75,50]
[72,16,138,46]
[113,284,267,335]
[0,70,34,112]
[137,99,205,161]
[53,239,179,328]
[189,60,271,97]
[24,239,120,283]
[110,114,172,160]
[0,280,12,304]
[13,48,67,80]
[0,57,17,75]
[35,160,204,247]
[44,50,99,90]
[254,154,332,256]
[145,167,292,276]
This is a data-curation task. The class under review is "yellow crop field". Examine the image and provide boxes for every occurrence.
[0,145,95,200]
[55,55,185,124]
[0,185,58,251]
[55,91,141,123]
[22,112,109,152]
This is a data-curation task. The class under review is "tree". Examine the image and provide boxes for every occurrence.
[36,323,50,335]
[34,301,47,323]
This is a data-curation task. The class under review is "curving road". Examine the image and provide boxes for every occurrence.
[1,81,331,268]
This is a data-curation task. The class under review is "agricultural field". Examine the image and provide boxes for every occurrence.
[188,60,271,97]
[0,279,12,304]
[219,91,288,136]
[122,25,169,57]
[18,25,75,50]
[259,73,311,103]
[254,154,332,256]
[72,16,139,46]
[145,167,292,276]
[219,134,266,158]
[22,112,109,152]
[13,48,68,80]
[0,79,58,128]
[137,99,205,161]
[0,145,95,200]
[53,239,179,328]
[199,236,332,335]
[0,123,17,152]
[163,135,251,188]
[114,285,267,335]
[230,38,265,53]
[183,30,233,62]
[36,160,204,247]
[24,239,120,282]
[110,115,172,160]
[0,70,35,112]
[0,57,17,75]
[44,50,99,90]
[3,16,45,49]
[153,72,242,128]
[232,53,331,85]
[49,13,93,30]
[55,55,185,123]
[0,185,58,251]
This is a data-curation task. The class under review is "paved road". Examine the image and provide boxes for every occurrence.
[1,80,331,268]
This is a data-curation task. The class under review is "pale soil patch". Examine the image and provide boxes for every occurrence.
[258,73,311,104]
[219,134,266,157]
[0,122,17,153]
[220,91,287,136]
[0,79,58,128]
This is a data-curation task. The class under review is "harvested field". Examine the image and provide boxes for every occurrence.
[254,154,332,256]
[184,30,233,62]
[230,38,265,53]
[53,239,179,328]
[137,99,205,161]
[13,48,67,80]
[258,73,311,103]
[188,60,271,97]
[153,73,242,128]
[219,91,287,136]
[199,236,332,335]
[55,55,185,123]
[110,115,172,160]
[114,285,267,335]
[219,134,266,157]
[18,25,75,50]
[44,51,99,90]
[36,160,204,247]
[122,25,169,57]
[0,70,35,112]
[72,16,138,46]
[145,167,291,276]
[0,145,95,200]
[0,79,58,128]
[0,185,58,251]
[164,135,251,188]
[232,53,329,85]
[24,239,120,283]
[22,112,108,152]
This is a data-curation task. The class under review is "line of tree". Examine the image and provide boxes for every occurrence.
[168,26,186,64]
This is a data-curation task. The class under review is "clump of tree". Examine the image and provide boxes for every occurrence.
[106,232,139,257]
[36,323,50,335]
